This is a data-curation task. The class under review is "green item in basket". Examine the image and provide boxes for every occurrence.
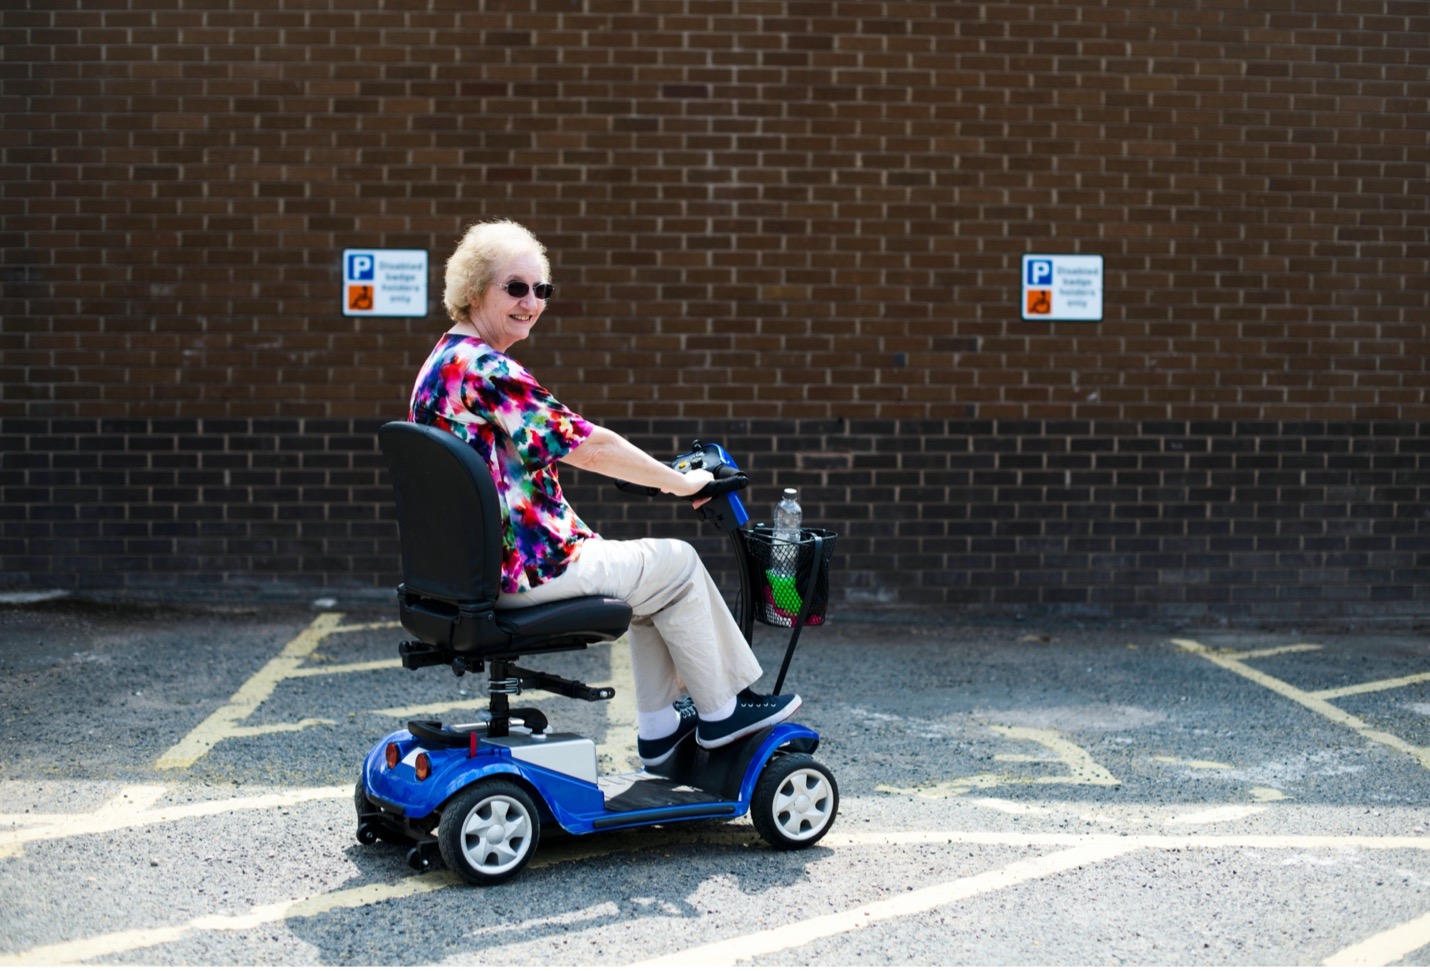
[765,570,803,615]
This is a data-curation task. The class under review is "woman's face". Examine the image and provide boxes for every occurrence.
[469,251,549,352]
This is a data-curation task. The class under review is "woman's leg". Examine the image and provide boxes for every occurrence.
[498,537,762,715]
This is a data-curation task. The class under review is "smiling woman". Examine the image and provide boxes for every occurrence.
[405,219,803,764]
[441,221,553,352]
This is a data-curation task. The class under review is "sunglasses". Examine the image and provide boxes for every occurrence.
[497,281,555,300]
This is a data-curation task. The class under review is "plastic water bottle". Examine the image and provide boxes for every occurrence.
[772,488,802,578]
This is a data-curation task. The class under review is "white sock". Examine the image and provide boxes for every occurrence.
[637,705,680,739]
[700,696,737,722]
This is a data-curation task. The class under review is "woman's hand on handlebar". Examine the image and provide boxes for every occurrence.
[664,468,714,498]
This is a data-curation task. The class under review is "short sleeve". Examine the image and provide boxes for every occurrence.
[465,355,594,470]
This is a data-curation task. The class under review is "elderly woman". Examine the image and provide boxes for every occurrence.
[408,219,799,765]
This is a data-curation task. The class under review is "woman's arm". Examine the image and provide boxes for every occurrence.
[559,424,712,496]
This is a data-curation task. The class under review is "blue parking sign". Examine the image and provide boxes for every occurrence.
[1022,254,1103,321]
[347,252,375,281]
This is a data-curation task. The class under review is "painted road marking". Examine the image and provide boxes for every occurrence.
[6,827,1429,967]
[1313,670,1430,701]
[155,613,632,772]
[1164,805,1267,826]
[292,659,401,677]
[629,839,1136,967]
[877,724,1120,799]
[155,613,346,769]
[1222,643,1324,661]
[1322,907,1430,967]
[990,725,1121,785]
[602,635,639,773]
[0,785,346,859]
[327,620,403,635]
[1153,755,1235,770]
[1176,639,1430,771]
[632,832,1430,970]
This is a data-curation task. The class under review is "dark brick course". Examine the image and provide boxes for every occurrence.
[2,416,1426,621]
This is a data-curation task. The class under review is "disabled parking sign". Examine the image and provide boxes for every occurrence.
[343,249,428,317]
[1022,254,1103,321]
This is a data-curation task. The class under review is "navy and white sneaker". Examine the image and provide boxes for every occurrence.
[637,698,698,767]
[696,689,802,749]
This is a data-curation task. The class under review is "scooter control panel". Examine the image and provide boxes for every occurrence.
[671,441,749,531]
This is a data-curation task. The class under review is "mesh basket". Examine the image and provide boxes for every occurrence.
[739,526,837,628]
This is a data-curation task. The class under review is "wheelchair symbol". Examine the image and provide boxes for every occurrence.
[1026,289,1051,315]
[347,285,374,311]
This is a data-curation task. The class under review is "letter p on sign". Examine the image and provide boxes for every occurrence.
[347,253,375,281]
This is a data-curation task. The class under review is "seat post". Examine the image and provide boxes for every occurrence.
[488,658,513,737]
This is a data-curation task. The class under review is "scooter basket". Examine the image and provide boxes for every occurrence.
[739,526,836,628]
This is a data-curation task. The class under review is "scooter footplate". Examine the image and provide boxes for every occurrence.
[603,777,723,814]
[594,776,737,829]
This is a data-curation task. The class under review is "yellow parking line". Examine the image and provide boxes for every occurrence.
[627,840,1143,968]
[224,718,334,737]
[0,871,461,966]
[292,659,402,677]
[5,829,1429,966]
[1153,755,1235,770]
[1175,639,1430,771]
[1313,671,1430,701]
[876,724,1120,798]
[154,613,344,770]
[1222,643,1324,661]
[0,827,720,966]
[1164,805,1267,826]
[602,636,639,773]
[0,785,345,858]
[991,725,1122,786]
[1322,908,1430,967]
[327,620,403,634]
[632,832,1430,968]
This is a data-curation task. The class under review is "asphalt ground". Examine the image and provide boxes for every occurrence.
[1,596,1428,967]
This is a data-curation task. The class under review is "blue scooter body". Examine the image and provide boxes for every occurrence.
[362,721,820,836]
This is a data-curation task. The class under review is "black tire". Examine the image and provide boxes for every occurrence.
[438,779,541,885]
[750,753,839,849]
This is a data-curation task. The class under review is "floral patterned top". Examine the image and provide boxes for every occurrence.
[408,334,598,593]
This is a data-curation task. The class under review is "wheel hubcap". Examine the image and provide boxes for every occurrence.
[462,797,529,872]
[774,769,833,839]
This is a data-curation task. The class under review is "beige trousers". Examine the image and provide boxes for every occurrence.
[496,537,763,714]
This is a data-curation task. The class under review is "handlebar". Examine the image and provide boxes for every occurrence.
[613,440,751,531]
[614,463,749,499]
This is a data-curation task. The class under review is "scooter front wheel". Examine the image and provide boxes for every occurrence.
[750,752,839,849]
[438,778,541,885]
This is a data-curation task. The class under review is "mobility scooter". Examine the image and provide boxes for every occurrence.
[354,422,838,884]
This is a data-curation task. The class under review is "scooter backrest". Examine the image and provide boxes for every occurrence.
[379,420,503,607]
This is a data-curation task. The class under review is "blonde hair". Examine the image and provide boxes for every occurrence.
[442,219,551,322]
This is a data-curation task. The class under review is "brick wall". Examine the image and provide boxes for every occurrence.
[3,2,1428,620]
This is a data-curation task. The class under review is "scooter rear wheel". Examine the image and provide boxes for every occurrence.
[438,778,541,885]
[750,752,839,849]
